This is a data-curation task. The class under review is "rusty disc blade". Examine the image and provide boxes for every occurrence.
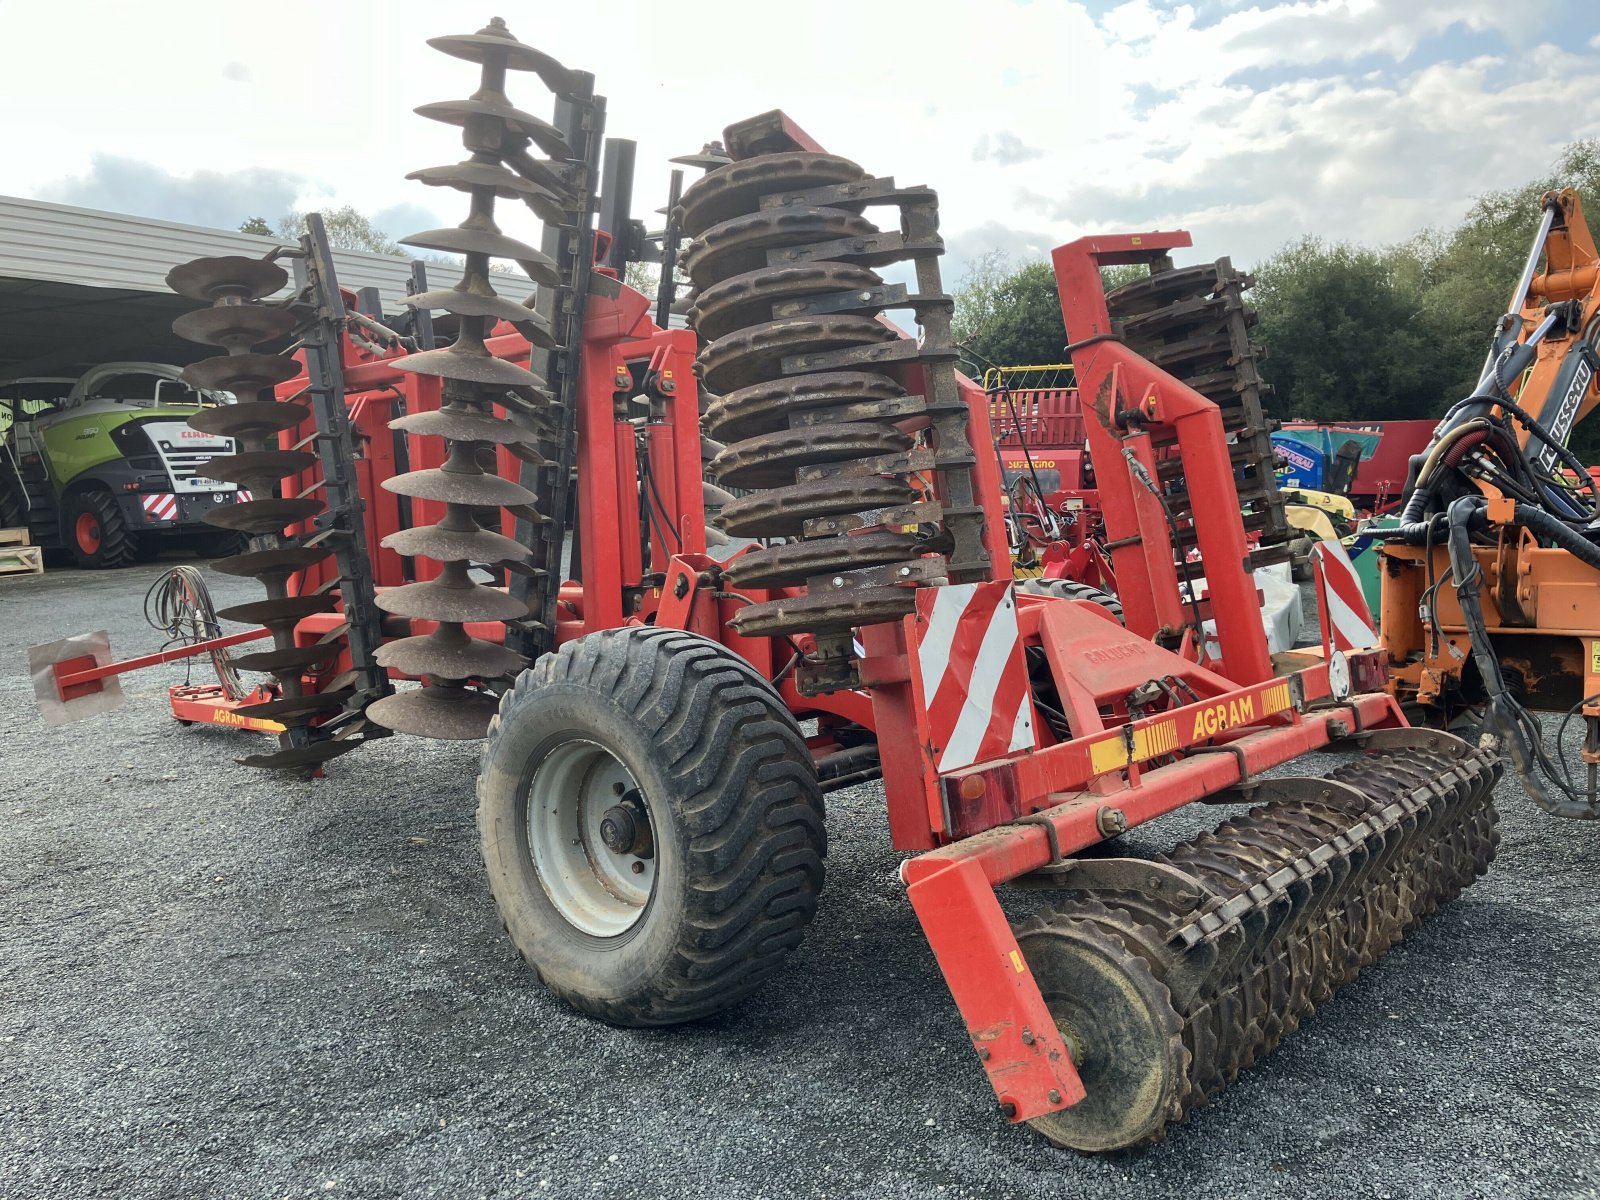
[723,529,941,589]
[681,208,878,292]
[407,164,564,226]
[166,256,288,302]
[413,97,569,159]
[172,303,296,349]
[376,575,529,623]
[690,262,884,343]
[699,315,900,394]
[204,496,325,533]
[408,160,555,201]
[399,227,560,287]
[189,400,310,439]
[719,475,915,539]
[668,148,732,171]
[238,737,365,770]
[381,522,531,565]
[382,466,536,508]
[366,685,501,740]
[211,544,331,578]
[728,585,915,637]
[218,593,341,625]
[1106,263,1222,317]
[199,449,318,484]
[711,423,912,490]
[391,345,547,389]
[231,644,340,673]
[180,352,299,395]
[426,28,580,95]
[706,371,911,442]
[234,689,356,721]
[376,630,525,680]
[676,153,865,239]
[1118,294,1232,344]
[406,288,557,349]
[388,406,541,446]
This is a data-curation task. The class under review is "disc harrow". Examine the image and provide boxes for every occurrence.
[1016,730,1501,1151]
[681,145,988,692]
[366,16,583,741]
[1106,258,1291,572]
[166,253,364,770]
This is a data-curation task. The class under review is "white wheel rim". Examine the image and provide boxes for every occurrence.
[525,737,656,937]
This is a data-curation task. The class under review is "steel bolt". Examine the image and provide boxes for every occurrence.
[1048,1090,1063,1105]
[1096,807,1128,836]
[832,576,845,588]
[1020,1029,1035,1046]
[977,1046,990,1061]
[629,861,645,875]
[859,291,873,301]
[1000,1103,1017,1120]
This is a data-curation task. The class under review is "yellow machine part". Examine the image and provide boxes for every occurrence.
[1285,504,1341,543]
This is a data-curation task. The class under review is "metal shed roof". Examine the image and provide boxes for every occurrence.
[0,194,536,377]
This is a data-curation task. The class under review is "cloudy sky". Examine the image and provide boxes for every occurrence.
[4,0,1599,284]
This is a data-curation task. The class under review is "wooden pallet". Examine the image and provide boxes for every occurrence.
[0,542,43,577]
[0,526,29,548]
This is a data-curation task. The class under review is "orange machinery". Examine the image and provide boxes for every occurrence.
[1382,188,1600,817]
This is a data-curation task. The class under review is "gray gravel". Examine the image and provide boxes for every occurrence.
[3,561,1598,1200]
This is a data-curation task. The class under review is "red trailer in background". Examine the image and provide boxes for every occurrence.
[985,365,1113,587]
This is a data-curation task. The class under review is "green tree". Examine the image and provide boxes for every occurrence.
[276,205,404,255]
[238,216,272,236]
[624,259,662,297]
[1251,238,1459,422]
[953,255,1162,377]
[953,254,1067,375]
[1413,139,1600,401]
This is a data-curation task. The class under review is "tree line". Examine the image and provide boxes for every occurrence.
[954,140,1600,450]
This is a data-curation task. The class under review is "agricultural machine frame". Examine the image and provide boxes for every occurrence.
[34,22,1501,1152]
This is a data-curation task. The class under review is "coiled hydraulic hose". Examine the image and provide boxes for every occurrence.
[145,564,247,700]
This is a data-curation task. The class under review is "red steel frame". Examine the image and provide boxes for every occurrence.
[43,230,1406,1131]
[879,232,1404,1122]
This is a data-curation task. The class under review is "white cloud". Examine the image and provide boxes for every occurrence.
[3,0,1598,276]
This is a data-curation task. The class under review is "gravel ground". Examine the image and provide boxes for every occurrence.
[3,561,1598,1200]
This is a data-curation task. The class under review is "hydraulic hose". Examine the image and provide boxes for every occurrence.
[1445,495,1600,818]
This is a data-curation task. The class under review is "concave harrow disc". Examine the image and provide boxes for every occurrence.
[366,684,502,740]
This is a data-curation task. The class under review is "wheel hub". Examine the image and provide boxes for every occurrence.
[75,511,101,554]
[598,792,653,857]
[526,738,657,937]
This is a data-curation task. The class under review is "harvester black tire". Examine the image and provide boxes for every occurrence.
[1018,577,1124,623]
[64,489,139,569]
[477,626,827,1027]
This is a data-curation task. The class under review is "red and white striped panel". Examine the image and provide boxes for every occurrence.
[913,580,1036,772]
[141,493,179,522]
[236,489,252,503]
[1311,541,1378,652]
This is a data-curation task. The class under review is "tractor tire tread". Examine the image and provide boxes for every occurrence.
[478,625,826,1027]
[1018,576,1124,622]
[68,489,139,568]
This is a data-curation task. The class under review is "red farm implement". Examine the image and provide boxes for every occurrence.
[32,19,1501,1152]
